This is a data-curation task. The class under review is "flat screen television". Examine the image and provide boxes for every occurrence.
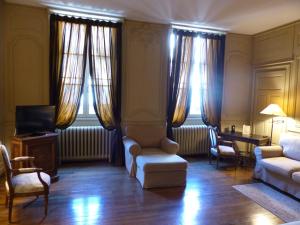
[15,105,56,136]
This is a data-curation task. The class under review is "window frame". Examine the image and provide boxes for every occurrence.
[73,69,99,126]
[169,32,204,125]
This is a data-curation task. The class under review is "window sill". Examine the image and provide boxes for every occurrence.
[72,116,101,127]
[183,116,204,126]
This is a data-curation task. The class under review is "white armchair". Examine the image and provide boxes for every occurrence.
[123,124,179,176]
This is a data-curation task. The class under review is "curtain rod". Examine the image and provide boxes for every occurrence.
[172,23,227,35]
[49,8,123,22]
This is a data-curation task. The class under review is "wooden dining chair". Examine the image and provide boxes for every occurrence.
[208,126,239,169]
[0,144,51,223]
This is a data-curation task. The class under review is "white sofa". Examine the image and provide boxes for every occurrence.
[254,133,300,198]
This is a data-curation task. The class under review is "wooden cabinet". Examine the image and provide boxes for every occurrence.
[11,133,59,182]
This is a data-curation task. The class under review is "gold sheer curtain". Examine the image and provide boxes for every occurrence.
[50,15,88,129]
[89,23,123,165]
[200,36,225,129]
[167,31,194,139]
[89,25,118,129]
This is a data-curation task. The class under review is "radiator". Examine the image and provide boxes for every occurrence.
[58,125,209,162]
[173,125,209,155]
[57,126,112,162]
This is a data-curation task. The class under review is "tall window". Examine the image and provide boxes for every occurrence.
[169,33,206,118]
[77,28,113,120]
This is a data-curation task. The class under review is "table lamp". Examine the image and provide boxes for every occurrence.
[260,104,286,143]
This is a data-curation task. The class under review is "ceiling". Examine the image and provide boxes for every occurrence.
[6,0,300,34]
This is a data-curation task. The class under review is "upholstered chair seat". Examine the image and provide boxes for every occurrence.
[208,126,239,168]
[211,145,236,156]
[6,172,51,194]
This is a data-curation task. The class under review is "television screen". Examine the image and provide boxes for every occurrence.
[15,105,56,135]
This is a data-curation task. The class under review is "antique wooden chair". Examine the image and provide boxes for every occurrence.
[208,126,239,169]
[0,144,50,222]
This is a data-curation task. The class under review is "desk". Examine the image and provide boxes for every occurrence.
[220,132,270,146]
[220,132,270,167]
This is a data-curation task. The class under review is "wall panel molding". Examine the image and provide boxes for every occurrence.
[5,35,46,120]
[251,62,292,143]
[294,22,300,57]
[221,33,253,130]
[3,3,49,146]
[122,20,169,125]
[288,57,300,132]
[254,25,294,65]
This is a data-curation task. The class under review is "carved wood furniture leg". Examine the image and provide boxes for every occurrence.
[44,194,48,215]
[8,196,13,223]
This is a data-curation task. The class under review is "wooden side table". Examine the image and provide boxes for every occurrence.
[11,133,59,182]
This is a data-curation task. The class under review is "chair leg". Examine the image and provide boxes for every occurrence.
[44,194,48,216]
[5,195,8,208]
[8,196,13,223]
[216,156,220,169]
[209,153,212,164]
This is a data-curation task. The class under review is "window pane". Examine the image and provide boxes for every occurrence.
[189,72,201,115]
[88,77,96,114]
[189,37,202,115]
[78,95,83,114]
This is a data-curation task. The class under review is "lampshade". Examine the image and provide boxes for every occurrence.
[260,104,286,117]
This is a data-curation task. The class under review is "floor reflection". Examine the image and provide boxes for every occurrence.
[71,196,101,225]
[181,188,201,225]
[252,213,276,225]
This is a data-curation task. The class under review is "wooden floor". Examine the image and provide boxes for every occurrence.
[0,157,283,225]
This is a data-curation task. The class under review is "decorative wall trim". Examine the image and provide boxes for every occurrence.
[254,25,294,65]
[122,20,168,125]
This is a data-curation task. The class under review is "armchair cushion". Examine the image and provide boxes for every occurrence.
[125,125,166,148]
[136,154,187,172]
[161,138,179,154]
[261,157,300,177]
[6,172,50,194]
[140,148,166,155]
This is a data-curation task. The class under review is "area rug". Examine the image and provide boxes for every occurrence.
[233,183,300,222]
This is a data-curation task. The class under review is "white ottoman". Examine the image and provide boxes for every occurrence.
[136,154,188,188]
